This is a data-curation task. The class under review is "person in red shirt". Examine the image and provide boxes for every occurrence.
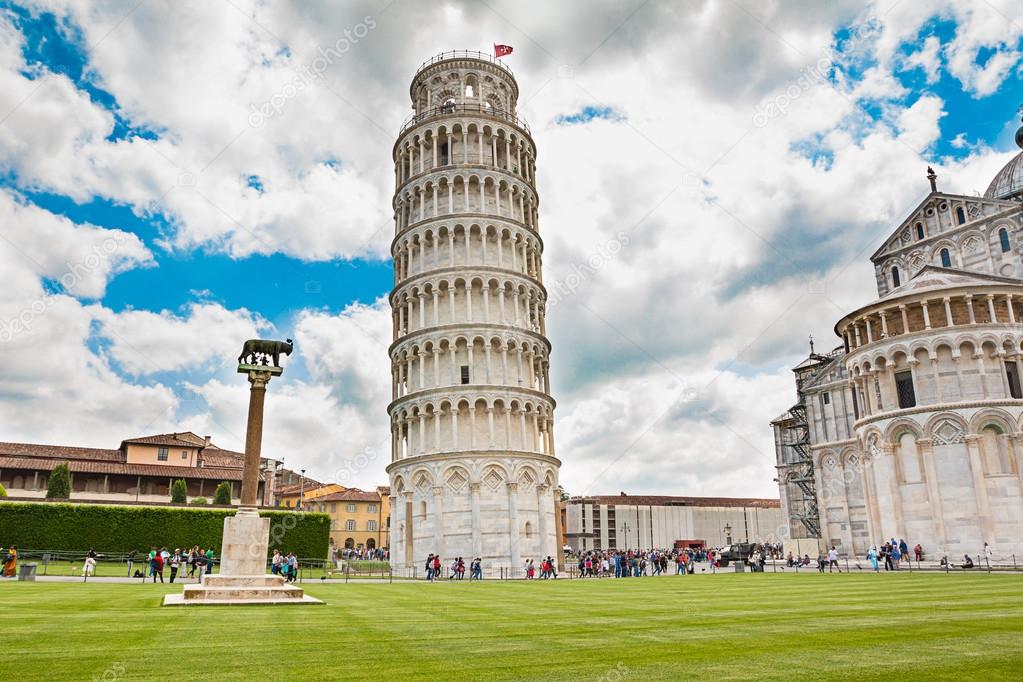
[152,552,164,583]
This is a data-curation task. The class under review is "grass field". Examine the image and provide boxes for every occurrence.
[2,573,1022,681]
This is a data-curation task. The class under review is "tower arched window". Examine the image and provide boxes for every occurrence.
[956,207,966,225]
[940,248,951,268]
[999,228,1010,253]
[915,223,924,240]
[891,267,901,288]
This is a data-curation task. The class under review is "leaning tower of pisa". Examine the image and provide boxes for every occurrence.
[386,51,561,575]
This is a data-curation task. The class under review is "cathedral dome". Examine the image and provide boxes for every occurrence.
[984,119,1023,201]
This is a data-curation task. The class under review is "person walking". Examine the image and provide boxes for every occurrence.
[83,548,97,577]
[197,550,208,580]
[205,547,215,575]
[914,543,923,562]
[169,549,181,583]
[827,546,841,573]
[867,546,879,572]
[152,551,164,583]
[286,552,298,582]
[425,554,434,581]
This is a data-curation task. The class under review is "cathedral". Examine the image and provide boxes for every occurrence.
[773,115,1023,560]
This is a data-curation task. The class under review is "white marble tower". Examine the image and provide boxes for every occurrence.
[386,51,561,575]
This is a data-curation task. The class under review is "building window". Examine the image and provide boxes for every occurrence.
[940,248,951,268]
[330,503,336,513]
[157,447,168,461]
[891,267,900,288]
[895,370,916,409]
[999,228,1010,253]
[1006,363,1022,399]
[181,450,188,460]
[915,223,924,240]
[367,520,377,531]
[367,504,378,512]
[822,392,830,405]
[460,365,470,384]
[956,207,966,225]
[347,503,357,512]
[345,519,357,531]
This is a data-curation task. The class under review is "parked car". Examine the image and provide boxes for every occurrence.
[717,543,755,567]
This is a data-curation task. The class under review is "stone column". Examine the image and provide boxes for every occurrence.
[404,491,414,567]
[882,443,906,541]
[432,485,446,563]
[964,434,995,547]
[506,482,520,573]
[470,482,482,558]
[917,438,948,556]
[240,369,273,508]
[536,484,550,561]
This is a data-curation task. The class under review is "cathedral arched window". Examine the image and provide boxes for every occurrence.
[999,228,1010,253]
[940,248,951,268]
[915,223,924,240]
[891,267,901,288]
[956,207,966,225]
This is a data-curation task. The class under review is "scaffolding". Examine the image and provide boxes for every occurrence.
[785,400,821,538]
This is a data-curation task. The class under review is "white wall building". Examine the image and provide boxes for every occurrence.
[773,116,1023,561]
[386,51,561,573]
[563,494,783,553]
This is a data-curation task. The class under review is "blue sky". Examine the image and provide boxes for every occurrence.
[1,0,1021,495]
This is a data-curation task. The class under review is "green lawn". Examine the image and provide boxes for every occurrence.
[2,573,1022,680]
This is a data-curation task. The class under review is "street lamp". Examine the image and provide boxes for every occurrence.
[299,468,306,511]
[620,523,631,550]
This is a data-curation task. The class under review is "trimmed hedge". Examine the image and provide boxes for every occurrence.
[0,501,331,559]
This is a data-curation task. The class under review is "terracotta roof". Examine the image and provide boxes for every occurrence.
[315,488,381,503]
[376,485,391,496]
[121,432,206,448]
[570,494,781,509]
[0,456,256,481]
[0,442,121,461]
[200,447,246,468]
[276,480,325,496]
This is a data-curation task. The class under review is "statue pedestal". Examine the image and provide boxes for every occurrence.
[163,508,321,606]
[219,507,269,575]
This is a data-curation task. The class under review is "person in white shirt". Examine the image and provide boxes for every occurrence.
[827,546,841,573]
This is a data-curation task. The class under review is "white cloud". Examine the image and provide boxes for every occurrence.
[1,0,1021,499]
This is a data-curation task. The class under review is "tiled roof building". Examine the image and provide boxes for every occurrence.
[0,431,280,506]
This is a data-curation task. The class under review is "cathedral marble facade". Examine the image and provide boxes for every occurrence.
[773,118,1023,560]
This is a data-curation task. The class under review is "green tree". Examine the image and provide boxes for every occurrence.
[46,463,72,499]
[170,479,188,504]
[213,481,233,505]
[189,496,208,506]
[0,482,7,497]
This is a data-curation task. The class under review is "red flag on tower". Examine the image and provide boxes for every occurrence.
[494,44,513,58]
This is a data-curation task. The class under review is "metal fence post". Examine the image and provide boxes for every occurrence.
[986,555,991,574]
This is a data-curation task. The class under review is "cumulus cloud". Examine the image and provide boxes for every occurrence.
[1,0,1021,496]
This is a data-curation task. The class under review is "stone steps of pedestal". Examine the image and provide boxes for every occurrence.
[182,585,306,601]
[201,575,287,588]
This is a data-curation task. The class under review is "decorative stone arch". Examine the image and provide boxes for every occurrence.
[480,463,508,491]
[411,468,434,495]
[923,412,969,445]
[968,408,1015,435]
[442,464,470,494]
[884,418,923,443]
